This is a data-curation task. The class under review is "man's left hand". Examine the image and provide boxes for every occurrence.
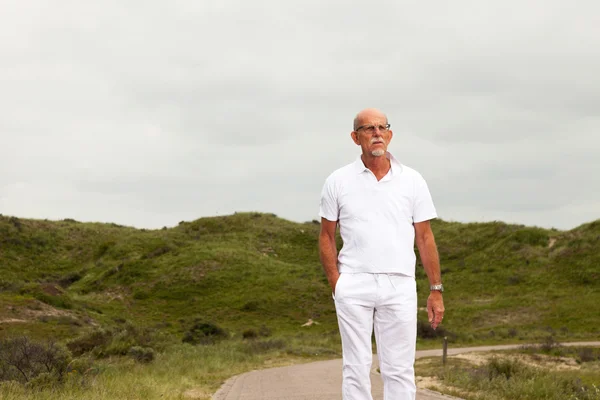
[427,291,445,330]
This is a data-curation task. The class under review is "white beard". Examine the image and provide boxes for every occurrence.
[371,149,385,157]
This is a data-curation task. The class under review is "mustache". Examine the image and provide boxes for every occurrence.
[370,138,385,144]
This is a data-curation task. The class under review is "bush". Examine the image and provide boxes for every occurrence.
[487,357,524,380]
[0,337,71,384]
[58,272,83,288]
[417,320,451,339]
[128,346,155,363]
[442,357,600,400]
[539,335,562,353]
[577,347,598,363]
[66,328,112,357]
[242,329,258,340]
[66,323,160,358]
[242,326,271,339]
[182,321,228,345]
[25,372,55,390]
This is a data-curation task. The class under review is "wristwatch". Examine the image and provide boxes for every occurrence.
[430,284,444,293]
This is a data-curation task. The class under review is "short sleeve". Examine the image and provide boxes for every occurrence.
[413,173,438,223]
[319,175,339,222]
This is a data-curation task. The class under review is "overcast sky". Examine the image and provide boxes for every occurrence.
[1,0,599,231]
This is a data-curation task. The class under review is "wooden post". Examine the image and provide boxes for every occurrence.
[442,336,448,365]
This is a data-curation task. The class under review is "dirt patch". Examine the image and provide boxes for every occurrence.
[453,353,488,366]
[24,301,71,318]
[40,283,63,296]
[0,318,28,324]
[416,375,442,389]
[2,300,76,324]
[510,353,579,371]
[447,351,582,373]
[416,376,472,399]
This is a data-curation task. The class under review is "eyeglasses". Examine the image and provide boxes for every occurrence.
[355,124,391,134]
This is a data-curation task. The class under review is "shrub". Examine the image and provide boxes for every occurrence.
[9,217,22,230]
[487,357,524,380]
[539,335,562,353]
[182,321,228,345]
[58,272,83,288]
[0,337,71,384]
[66,323,160,358]
[417,320,450,339]
[25,372,55,390]
[66,328,112,357]
[577,347,598,363]
[128,346,155,363]
[242,329,258,340]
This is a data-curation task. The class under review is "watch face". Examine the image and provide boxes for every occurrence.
[430,284,443,292]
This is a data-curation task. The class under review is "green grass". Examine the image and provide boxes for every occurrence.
[0,212,599,398]
[0,334,342,400]
[1,213,599,343]
[416,345,600,400]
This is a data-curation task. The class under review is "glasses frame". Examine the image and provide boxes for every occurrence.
[355,123,391,133]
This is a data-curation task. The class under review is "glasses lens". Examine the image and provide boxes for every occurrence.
[358,124,389,133]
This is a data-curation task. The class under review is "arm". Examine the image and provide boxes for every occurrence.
[319,218,340,294]
[414,220,445,330]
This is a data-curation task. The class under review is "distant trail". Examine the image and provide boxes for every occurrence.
[212,341,600,400]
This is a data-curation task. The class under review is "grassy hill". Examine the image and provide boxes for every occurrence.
[0,212,598,346]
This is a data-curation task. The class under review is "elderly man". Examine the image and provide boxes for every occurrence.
[318,108,445,400]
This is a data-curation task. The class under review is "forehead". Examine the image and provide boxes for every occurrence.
[357,110,387,125]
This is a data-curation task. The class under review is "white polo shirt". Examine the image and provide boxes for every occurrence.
[319,152,437,277]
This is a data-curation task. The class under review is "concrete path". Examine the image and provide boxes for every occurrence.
[212,341,600,400]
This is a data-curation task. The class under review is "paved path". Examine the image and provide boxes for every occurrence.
[213,341,600,400]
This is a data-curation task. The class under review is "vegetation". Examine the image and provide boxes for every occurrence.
[0,332,341,399]
[416,340,600,399]
[0,211,598,398]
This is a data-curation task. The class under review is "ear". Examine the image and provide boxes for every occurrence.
[351,131,360,145]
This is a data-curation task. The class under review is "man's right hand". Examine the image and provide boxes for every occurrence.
[331,273,341,295]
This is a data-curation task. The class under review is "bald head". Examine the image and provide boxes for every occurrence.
[353,108,388,131]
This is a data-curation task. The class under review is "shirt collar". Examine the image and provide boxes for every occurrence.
[352,151,404,176]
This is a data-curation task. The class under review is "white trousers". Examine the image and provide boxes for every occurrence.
[333,273,417,400]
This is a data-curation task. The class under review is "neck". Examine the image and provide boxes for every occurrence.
[361,152,391,179]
